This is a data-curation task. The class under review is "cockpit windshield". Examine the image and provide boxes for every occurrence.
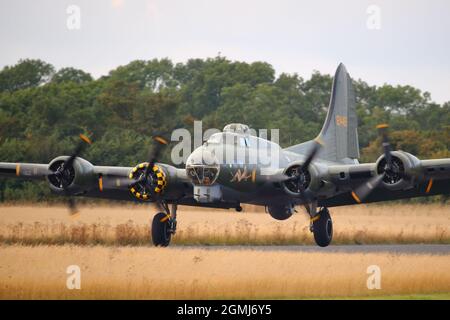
[186,164,220,186]
[186,148,220,186]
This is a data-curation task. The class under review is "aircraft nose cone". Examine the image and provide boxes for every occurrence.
[186,148,220,186]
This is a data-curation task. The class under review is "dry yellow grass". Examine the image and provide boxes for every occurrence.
[0,204,449,245]
[0,245,449,299]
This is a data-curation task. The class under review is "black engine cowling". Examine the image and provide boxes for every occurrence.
[47,156,96,195]
[282,162,323,196]
[375,151,421,190]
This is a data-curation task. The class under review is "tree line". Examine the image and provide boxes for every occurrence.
[0,58,448,202]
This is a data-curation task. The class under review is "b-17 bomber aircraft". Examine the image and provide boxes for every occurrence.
[1,64,449,247]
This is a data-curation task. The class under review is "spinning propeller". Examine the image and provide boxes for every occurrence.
[134,136,168,187]
[351,124,404,203]
[99,135,169,203]
[128,135,169,211]
[284,139,323,214]
[48,134,92,215]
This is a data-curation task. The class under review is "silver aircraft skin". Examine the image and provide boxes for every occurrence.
[1,64,449,247]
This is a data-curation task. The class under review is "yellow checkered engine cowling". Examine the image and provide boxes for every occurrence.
[128,163,167,201]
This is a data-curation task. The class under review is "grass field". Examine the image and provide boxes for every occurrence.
[0,204,449,245]
[0,204,449,299]
[0,245,449,299]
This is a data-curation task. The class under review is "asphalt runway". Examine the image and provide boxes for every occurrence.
[176,244,450,255]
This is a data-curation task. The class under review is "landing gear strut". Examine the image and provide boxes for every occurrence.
[151,202,177,247]
[310,207,333,247]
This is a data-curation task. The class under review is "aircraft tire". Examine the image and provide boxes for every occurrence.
[313,208,333,247]
[152,212,172,247]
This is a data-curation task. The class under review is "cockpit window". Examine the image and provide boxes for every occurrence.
[186,164,220,186]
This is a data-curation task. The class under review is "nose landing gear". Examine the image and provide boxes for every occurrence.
[151,202,177,247]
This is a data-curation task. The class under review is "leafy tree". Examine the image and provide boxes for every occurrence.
[108,59,176,90]
[0,59,55,92]
[52,67,93,84]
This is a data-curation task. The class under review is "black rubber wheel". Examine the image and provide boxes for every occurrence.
[151,212,172,247]
[312,208,333,247]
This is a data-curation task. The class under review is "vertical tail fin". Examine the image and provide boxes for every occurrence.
[285,63,360,163]
[317,63,359,162]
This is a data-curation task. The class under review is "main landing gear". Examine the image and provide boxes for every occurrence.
[309,207,333,247]
[151,202,177,247]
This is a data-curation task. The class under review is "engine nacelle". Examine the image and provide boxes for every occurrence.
[128,163,188,202]
[128,163,167,201]
[375,151,421,190]
[282,162,325,197]
[47,156,96,195]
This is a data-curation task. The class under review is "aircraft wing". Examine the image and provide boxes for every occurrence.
[0,160,191,203]
[321,158,450,207]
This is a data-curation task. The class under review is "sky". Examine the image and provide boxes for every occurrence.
[1,0,449,103]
